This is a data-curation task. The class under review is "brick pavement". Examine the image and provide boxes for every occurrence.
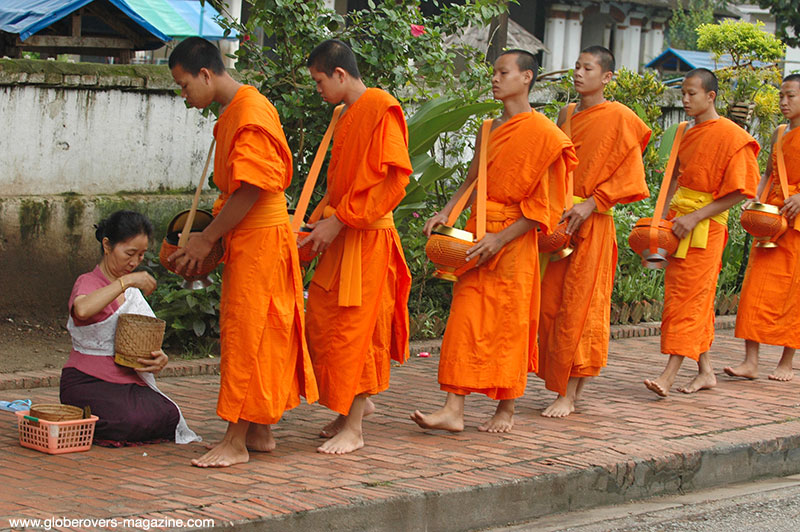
[2,323,800,531]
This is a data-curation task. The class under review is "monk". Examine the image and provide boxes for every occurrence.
[411,50,576,433]
[168,37,318,466]
[644,68,759,397]
[301,39,412,454]
[726,74,800,381]
[537,46,651,417]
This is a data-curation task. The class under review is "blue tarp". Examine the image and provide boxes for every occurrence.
[0,0,236,43]
[0,0,170,42]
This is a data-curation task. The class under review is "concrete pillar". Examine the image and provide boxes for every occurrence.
[614,14,643,71]
[563,8,583,68]
[543,6,567,71]
[219,0,243,68]
[642,18,665,66]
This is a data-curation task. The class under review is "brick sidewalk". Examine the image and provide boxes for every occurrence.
[1,326,799,531]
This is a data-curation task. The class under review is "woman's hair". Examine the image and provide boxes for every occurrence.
[94,210,153,254]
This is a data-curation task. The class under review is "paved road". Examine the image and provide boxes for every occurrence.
[489,474,800,532]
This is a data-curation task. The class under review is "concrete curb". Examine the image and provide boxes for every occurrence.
[196,427,800,532]
[0,316,738,391]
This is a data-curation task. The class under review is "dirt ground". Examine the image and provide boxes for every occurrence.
[0,315,71,373]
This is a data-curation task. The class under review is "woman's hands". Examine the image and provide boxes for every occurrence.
[120,271,157,296]
[135,350,168,374]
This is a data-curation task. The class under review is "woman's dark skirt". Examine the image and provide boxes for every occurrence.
[60,367,179,444]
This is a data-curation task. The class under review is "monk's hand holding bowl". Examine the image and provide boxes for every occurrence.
[465,233,504,267]
[122,271,157,296]
[423,212,449,237]
[671,212,700,240]
[780,194,800,221]
[303,215,344,254]
[134,349,168,374]
[169,232,214,275]
[563,198,595,235]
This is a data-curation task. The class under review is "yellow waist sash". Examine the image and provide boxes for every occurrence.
[573,195,613,215]
[670,186,729,259]
[313,205,395,307]
[212,191,290,229]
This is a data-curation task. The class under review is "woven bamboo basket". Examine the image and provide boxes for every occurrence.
[29,403,84,422]
[740,202,787,248]
[628,218,679,268]
[425,226,476,282]
[538,221,574,260]
[114,313,166,369]
[158,209,223,282]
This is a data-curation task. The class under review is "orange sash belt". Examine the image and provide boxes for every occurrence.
[212,191,289,229]
[312,205,396,307]
[484,201,523,223]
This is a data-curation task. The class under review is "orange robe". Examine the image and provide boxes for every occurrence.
[537,102,651,396]
[438,111,576,400]
[305,88,413,415]
[212,85,318,424]
[662,117,759,359]
[736,127,800,348]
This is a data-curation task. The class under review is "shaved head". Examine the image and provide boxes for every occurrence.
[685,68,718,95]
[580,45,615,72]
[307,39,361,79]
[784,74,800,86]
[498,49,538,91]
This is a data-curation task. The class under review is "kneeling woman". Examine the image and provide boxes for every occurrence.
[60,210,199,446]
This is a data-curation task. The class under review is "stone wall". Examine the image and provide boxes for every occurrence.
[0,59,216,320]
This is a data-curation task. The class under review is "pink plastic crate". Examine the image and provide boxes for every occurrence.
[16,410,98,454]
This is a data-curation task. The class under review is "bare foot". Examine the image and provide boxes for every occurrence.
[317,427,364,455]
[478,400,515,433]
[320,398,376,438]
[541,395,575,418]
[724,362,758,379]
[769,366,794,381]
[677,372,717,394]
[246,424,275,452]
[644,378,669,397]
[410,408,464,432]
[192,440,249,468]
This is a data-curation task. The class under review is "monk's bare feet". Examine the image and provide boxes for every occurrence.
[478,399,514,433]
[317,427,363,455]
[723,362,758,379]
[192,440,249,468]
[410,408,464,432]
[246,423,275,452]
[677,372,717,394]
[320,398,376,438]
[644,378,669,397]
[769,365,795,381]
[541,395,575,418]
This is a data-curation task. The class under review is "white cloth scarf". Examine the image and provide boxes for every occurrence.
[67,288,201,444]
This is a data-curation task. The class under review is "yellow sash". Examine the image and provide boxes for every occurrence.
[573,195,613,215]
[311,204,395,307]
[670,186,728,258]
[212,191,289,229]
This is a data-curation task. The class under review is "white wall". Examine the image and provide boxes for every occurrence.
[0,84,215,195]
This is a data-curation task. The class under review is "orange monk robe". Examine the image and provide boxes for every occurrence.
[305,88,413,415]
[537,102,651,396]
[736,127,800,348]
[662,117,759,360]
[212,85,318,425]
[438,111,576,400]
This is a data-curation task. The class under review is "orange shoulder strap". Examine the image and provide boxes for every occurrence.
[446,119,491,240]
[649,121,688,255]
[765,124,790,203]
[563,103,577,210]
[291,104,345,232]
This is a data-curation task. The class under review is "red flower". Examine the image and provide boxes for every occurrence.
[243,35,250,42]
[410,24,425,37]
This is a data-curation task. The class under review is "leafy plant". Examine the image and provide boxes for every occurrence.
[667,0,718,51]
[758,0,800,48]
[143,252,221,357]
